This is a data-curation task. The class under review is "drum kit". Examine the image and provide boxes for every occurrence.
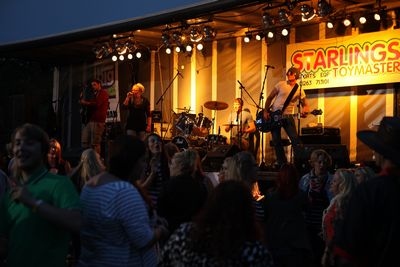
[171,100,229,150]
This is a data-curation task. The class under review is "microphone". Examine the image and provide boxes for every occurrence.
[265,64,275,69]
[237,80,245,89]
[177,70,184,79]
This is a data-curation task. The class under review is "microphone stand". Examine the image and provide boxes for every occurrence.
[294,74,303,164]
[256,65,271,169]
[237,80,262,152]
[156,70,181,140]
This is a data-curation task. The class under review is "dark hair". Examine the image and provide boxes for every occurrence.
[11,123,50,159]
[90,78,102,85]
[191,180,262,260]
[108,135,145,179]
[286,67,300,79]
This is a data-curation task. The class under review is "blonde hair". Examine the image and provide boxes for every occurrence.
[309,149,332,166]
[331,168,357,219]
[171,148,199,176]
[71,148,106,185]
[132,83,145,94]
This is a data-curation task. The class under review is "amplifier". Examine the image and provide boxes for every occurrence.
[301,126,340,136]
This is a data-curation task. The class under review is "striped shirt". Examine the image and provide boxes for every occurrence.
[78,181,157,267]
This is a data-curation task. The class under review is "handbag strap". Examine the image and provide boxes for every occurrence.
[281,83,299,113]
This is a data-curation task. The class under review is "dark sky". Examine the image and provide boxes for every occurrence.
[0,0,207,45]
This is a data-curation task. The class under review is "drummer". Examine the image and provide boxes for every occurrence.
[224,98,256,151]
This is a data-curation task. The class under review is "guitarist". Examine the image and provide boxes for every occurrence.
[79,78,109,156]
[263,67,310,167]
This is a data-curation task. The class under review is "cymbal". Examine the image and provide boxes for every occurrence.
[176,107,192,112]
[204,101,229,110]
[222,123,239,127]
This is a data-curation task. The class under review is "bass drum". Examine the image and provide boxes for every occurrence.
[171,136,189,151]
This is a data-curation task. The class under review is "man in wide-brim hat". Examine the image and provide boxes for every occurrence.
[357,116,400,168]
[334,116,400,267]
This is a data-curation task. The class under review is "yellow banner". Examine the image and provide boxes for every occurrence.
[287,29,400,90]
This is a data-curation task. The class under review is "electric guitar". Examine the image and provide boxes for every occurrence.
[80,85,96,125]
[256,109,323,133]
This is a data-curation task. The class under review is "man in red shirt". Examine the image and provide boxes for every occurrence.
[80,78,109,156]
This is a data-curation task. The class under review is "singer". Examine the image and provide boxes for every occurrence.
[123,83,151,141]
[224,98,256,151]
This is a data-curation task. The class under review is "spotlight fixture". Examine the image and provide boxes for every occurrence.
[161,33,171,46]
[262,12,275,28]
[278,9,292,25]
[161,23,216,56]
[286,0,299,11]
[301,4,316,22]
[255,32,264,41]
[203,25,216,41]
[92,36,149,61]
[267,31,274,38]
[281,28,289,36]
[317,0,332,17]
[374,12,381,21]
[185,44,193,52]
[343,16,352,27]
[196,43,204,51]
[243,32,252,43]
[326,20,334,29]
[359,15,367,24]
[189,27,203,42]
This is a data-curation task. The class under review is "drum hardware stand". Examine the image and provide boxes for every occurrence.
[255,65,272,169]
[156,69,182,141]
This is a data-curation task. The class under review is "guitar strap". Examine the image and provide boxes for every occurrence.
[281,83,299,113]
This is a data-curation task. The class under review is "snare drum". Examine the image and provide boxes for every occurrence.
[171,136,189,151]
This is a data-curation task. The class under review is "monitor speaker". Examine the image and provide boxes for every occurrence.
[294,144,350,175]
[202,144,240,172]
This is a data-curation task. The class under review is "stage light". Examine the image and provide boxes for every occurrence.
[255,32,264,41]
[112,55,118,61]
[281,28,289,36]
[127,53,133,60]
[185,44,193,52]
[165,47,172,54]
[317,0,332,17]
[343,16,352,27]
[301,4,316,21]
[359,15,367,24]
[196,43,204,51]
[267,31,274,38]
[135,51,142,58]
[243,32,252,43]
[203,25,216,41]
[278,9,292,25]
[327,20,334,29]
[189,27,203,42]
[262,12,275,28]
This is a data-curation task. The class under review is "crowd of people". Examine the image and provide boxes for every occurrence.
[0,75,399,267]
[0,116,398,267]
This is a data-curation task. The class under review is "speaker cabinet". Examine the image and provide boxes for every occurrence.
[294,144,350,175]
[202,145,240,172]
[300,135,341,144]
